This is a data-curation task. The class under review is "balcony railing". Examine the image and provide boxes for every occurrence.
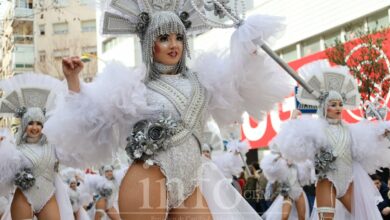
[12,45,35,69]
[14,7,34,20]
[12,35,34,45]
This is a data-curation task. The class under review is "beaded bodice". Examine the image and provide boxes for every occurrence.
[17,143,58,211]
[145,70,208,149]
[324,123,353,198]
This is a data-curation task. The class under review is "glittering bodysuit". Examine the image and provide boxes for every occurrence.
[286,165,304,200]
[132,68,208,209]
[17,143,58,212]
[324,121,353,198]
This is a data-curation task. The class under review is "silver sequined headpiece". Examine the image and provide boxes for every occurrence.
[296,60,361,118]
[0,73,64,144]
[143,11,189,78]
[99,164,115,176]
[102,0,246,79]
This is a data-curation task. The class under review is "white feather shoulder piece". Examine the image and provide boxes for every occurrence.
[45,62,149,168]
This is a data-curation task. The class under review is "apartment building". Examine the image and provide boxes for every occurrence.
[1,0,34,78]
[34,0,97,81]
[0,0,97,81]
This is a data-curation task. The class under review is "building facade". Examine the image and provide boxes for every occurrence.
[34,0,97,81]
[1,0,34,79]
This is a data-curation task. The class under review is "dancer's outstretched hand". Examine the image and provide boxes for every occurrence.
[62,56,83,92]
[62,56,84,79]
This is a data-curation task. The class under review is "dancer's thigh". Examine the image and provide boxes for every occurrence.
[295,193,306,220]
[168,187,212,220]
[107,207,120,220]
[339,183,353,213]
[95,198,107,220]
[37,195,60,220]
[281,197,292,220]
[119,162,167,220]
[11,189,33,220]
[316,179,337,219]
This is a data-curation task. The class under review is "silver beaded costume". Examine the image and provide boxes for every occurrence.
[140,68,208,208]
[18,143,58,212]
[273,60,390,219]
[324,122,353,198]
[0,74,73,218]
[45,1,293,219]
[261,148,312,220]
[99,165,120,209]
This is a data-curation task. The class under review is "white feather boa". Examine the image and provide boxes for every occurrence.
[193,14,294,127]
[45,62,149,168]
[0,129,28,196]
[274,117,390,174]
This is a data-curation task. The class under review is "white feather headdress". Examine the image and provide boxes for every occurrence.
[297,60,361,110]
[101,0,246,35]
[0,73,64,117]
[0,73,65,144]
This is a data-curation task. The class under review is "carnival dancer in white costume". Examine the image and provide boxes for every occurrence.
[0,73,74,220]
[44,0,293,219]
[212,139,249,180]
[272,60,390,220]
[61,167,92,220]
[260,143,312,220]
[94,165,122,220]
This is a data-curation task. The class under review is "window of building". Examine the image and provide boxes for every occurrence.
[15,64,34,68]
[82,46,97,55]
[13,35,33,44]
[302,37,321,56]
[323,30,341,48]
[15,0,33,8]
[39,24,45,35]
[53,22,68,35]
[54,0,69,6]
[280,45,297,62]
[81,20,96,32]
[344,21,365,41]
[368,10,389,31]
[15,0,26,8]
[102,37,121,52]
[28,0,33,8]
[39,51,46,62]
[53,49,70,60]
[79,0,90,5]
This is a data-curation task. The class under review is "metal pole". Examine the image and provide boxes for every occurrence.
[259,43,321,99]
[239,152,251,177]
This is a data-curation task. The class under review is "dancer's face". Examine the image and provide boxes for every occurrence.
[202,150,211,159]
[105,170,113,180]
[153,33,184,66]
[70,181,77,190]
[26,121,43,139]
[326,100,343,120]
